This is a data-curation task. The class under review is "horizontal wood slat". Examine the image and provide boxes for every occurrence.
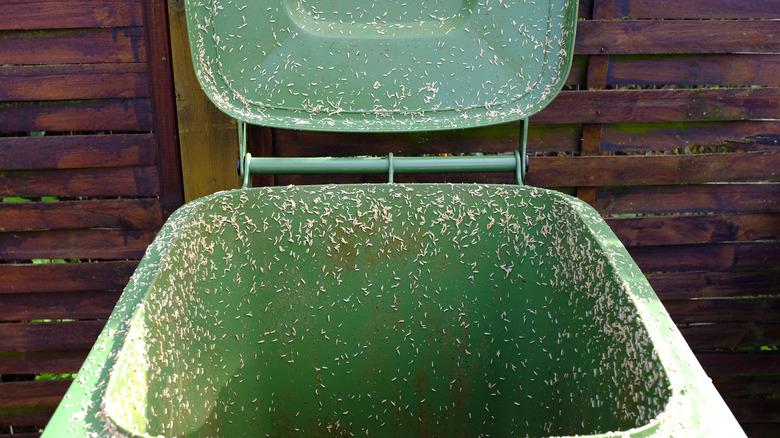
[526,152,779,187]
[596,184,780,216]
[0,351,88,374]
[0,292,121,321]
[611,0,780,19]
[0,27,146,65]
[0,166,160,198]
[0,261,136,294]
[680,323,780,350]
[0,0,143,30]
[534,89,780,124]
[0,64,149,101]
[0,134,157,171]
[0,229,156,260]
[0,198,161,232]
[714,376,780,399]
[0,380,71,410]
[607,213,780,247]
[649,270,780,300]
[725,398,780,423]
[600,121,780,154]
[697,352,780,377]
[666,298,780,324]
[607,55,780,87]
[576,21,780,55]
[0,321,104,352]
[630,242,780,273]
[0,99,153,132]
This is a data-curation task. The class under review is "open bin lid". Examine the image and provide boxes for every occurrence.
[185,0,578,132]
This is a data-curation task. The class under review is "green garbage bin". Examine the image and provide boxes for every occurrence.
[44,0,743,436]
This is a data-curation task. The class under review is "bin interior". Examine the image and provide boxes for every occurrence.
[101,184,670,437]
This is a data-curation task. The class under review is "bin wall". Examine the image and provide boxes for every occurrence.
[245,2,780,436]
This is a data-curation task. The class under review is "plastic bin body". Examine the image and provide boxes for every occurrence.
[44,185,742,437]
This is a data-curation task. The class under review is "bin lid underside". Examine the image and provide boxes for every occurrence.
[185,0,579,132]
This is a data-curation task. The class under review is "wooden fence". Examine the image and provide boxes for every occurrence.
[0,0,182,434]
[0,0,778,436]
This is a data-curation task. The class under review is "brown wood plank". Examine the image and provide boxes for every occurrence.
[0,0,143,30]
[595,184,780,216]
[601,121,780,153]
[0,166,160,198]
[725,398,780,423]
[0,381,71,410]
[0,229,155,260]
[0,409,54,427]
[0,292,120,321]
[0,321,104,352]
[680,322,780,350]
[525,152,780,187]
[612,0,780,19]
[0,64,149,101]
[0,433,40,438]
[697,352,780,376]
[0,261,136,294]
[0,199,162,232]
[535,89,780,124]
[0,134,156,171]
[608,55,780,87]
[665,298,780,324]
[631,242,780,273]
[742,423,780,438]
[274,123,581,156]
[0,27,146,65]
[144,0,184,217]
[0,351,87,374]
[167,0,240,201]
[714,376,780,399]
[649,270,780,300]
[607,213,780,247]
[0,99,153,132]
[576,21,780,55]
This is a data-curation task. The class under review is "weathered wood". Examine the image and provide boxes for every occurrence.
[0,64,148,102]
[144,0,184,217]
[576,21,780,55]
[725,398,780,423]
[0,321,104,352]
[274,123,581,155]
[0,229,155,260]
[525,152,780,187]
[0,99,152,132]
[0,261,136,294]
[0,28,146,65]
[611,0,780,19]
[680,322,780,350]
[0,409,55,427]
[714,376,780,399]
[608,55,780,87]
[596,184,780,216]
[0,380,71,409]
[649,270,780,300]
[630,242,780,273]
[697,352,780,376]
[665,298,780,324]
[534,88,780,124]
[0,292,120,321]
[0,199,161,232]
[600,121,780,153]
[167,0,239,201]
[0,0,143,30]
[741,423,780,438]
[0,351,87,374]
[0,166,160,198]
[607,213,780,247]
[0,134,156,171]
